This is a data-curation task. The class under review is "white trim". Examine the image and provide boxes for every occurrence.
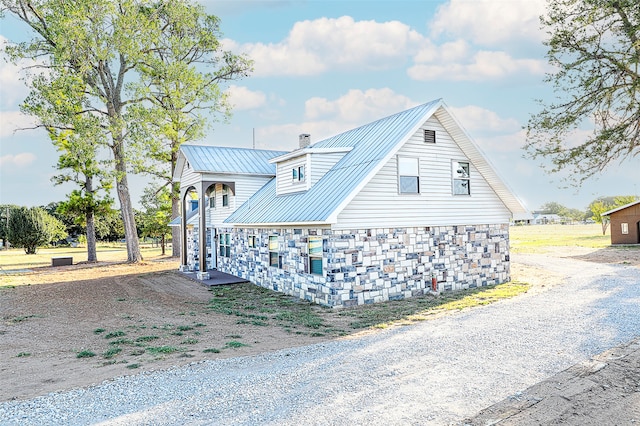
[270,147,353,163]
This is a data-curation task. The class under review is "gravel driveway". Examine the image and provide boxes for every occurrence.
[1,254,639,426]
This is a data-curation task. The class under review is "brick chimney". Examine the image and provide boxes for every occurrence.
[299,133,311,149]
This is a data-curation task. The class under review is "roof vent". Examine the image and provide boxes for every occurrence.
[299,133,311,149]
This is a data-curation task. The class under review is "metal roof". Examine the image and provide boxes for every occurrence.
[602,200,640,216]
[225,100,444,225]
[180,145,288,176]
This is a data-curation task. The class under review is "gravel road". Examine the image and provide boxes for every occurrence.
[1,254,639,426]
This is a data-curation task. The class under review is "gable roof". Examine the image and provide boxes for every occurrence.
[225,99,529,226]
[602,200,640,216]
[173,145,288,181]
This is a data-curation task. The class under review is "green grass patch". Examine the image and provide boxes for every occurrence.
[207,283,330,335]
[339,281,531,329]
[16,352,31,357]
[126,363,141,369]
[146,345,180,355]
[9,314,42,323]
[102,347,122,359]
[76,350,96,358]
[135,335,159,343]
[225,341,249,349]
[176,325,193,331]
[181,338,198,345]
[93,328,106,334]
[104,330,126,339]
[203,348,221,353]
[110,338,133,345]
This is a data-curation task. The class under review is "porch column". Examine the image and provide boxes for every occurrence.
[197,181,210,280]
[179,189,189,272]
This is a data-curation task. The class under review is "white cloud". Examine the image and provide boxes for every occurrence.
[225,85,267,110]
[430,0,546,46]
[408,49,547,81]
[224,16,424,76]
[0,110,38,137]
[0,35,32,108]
[0,152,36,167]
[449,105,521,134]
[254,88,419,150]
[305,88,417,122]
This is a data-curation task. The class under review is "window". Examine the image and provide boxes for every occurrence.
[621,223,629,234]
[248,235,256,248]
[308,236,323,275]
[453,161,470,195]
[222,185,229,206]
[209,195,215,209]
[398,156,419,194]
[293,165,305,182]
[424,129,436,144]
[220,233,231,258]
[268,235,279,267]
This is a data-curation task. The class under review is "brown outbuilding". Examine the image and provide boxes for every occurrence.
[602,200,640,245]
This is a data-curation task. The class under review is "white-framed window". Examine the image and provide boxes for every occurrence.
[292,165,305,182]
[452,161,470,195]
[398,156,420,194]
[222,185,229,206]
[220,233,231,257]
[248,235,256,248]
[268,235,279,267]
[308,236,323,275]
[424,129,436,143]
[621,223,629,234]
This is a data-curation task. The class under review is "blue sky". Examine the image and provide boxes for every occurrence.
[1,0,638,212]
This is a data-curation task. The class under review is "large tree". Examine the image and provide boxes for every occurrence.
[526,0,640,183]
[2,0,249,262]
[7,206,67,254]
[128,1,252,257]
[50,129,113,262]
[138,185,172,255]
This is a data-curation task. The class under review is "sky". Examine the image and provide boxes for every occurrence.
[0,0,638,213]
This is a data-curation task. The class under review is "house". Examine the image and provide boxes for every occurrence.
[531,213,563,225]
[173,99,529,307]
[602,200,640,245]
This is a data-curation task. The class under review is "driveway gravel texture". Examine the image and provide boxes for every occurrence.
[1,253,638,426]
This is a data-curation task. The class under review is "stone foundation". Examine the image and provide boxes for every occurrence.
[215,224,511,308]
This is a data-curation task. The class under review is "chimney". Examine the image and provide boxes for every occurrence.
[299,133,311,149]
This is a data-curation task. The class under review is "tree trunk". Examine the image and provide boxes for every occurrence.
[171,148,181,257]
[171,193,180,257]
[113,141,142,263]
[161,234,165,256]
[86,210,97,262]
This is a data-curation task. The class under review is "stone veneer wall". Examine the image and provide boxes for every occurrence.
[216,224,510,308]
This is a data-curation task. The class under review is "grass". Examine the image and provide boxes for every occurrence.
[510,223,610,252]
[104,330,126,339]
[146,345,180,355]
[0,244,165,270]
[76,350,96,358]
[225,341,249,349]
[102,347,122,359]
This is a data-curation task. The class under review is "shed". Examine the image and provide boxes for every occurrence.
[602,200,640,245]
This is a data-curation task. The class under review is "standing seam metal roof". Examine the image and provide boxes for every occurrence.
[225,100,443,224]
[181,145,288,175]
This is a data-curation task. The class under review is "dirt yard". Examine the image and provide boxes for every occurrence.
[1,246,638,409]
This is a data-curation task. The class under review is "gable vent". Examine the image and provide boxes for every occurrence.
[424,129,436,143]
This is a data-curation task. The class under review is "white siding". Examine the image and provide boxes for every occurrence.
[310,152,348,185]
[204,174,273,226]
[276,156,308,195]
[179,164,201,190]
[336,116,511,229]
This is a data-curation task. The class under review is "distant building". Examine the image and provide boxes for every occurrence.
[173,100,529,307]
[602,200,640,245]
